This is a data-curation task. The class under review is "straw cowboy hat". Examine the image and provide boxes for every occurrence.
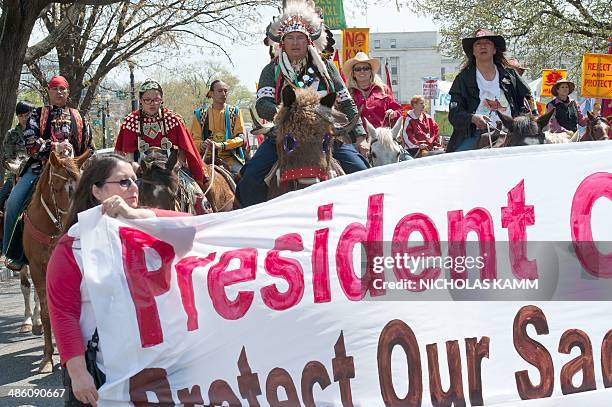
[462,28,507,55]
[342,52,381,78]
[551,79,575,97]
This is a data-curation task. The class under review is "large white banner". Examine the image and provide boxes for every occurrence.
[79,143,612,406]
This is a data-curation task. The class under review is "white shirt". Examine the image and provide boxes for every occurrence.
[475,67,512,128]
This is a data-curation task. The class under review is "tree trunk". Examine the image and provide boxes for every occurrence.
[0,1,46,146]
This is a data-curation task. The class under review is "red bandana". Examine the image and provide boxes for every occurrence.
[49,75,69,89]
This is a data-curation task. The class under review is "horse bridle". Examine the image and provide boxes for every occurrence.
[41,168,72,231]
[368,138,402,165]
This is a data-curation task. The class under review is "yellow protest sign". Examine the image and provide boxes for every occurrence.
[581,53,612,98]
[541,69,567,97]
[341,28,369,64]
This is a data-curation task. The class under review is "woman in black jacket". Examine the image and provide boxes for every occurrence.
[447,29,535,152]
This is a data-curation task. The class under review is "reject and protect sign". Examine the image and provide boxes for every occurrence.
[581,53,612,98]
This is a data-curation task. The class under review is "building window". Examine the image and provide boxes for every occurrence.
[392,79,398,85]
[390,39,397,49]
[441,67,446,79]
[389,56,399,76]
[374,40,380,49]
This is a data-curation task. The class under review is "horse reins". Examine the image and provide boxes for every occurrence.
[24,167,72,247]
[43,168,71,231]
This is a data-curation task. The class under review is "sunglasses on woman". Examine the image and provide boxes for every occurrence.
[97,178,142,188]
[353,66,372,73]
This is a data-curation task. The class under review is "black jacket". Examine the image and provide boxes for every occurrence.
[447,64,532,152]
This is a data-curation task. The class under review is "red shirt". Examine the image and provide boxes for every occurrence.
[115,108,205,182]
[350,85,403,128]
[403,110,442,150]
[47,209,188,365]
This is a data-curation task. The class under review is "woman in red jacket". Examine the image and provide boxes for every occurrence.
[403,95,443,154]
[343,52,403,129]
[47,154,185,406]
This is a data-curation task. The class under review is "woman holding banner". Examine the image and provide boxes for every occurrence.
[47,154,185,406]
[447,29,535,152]
[343,51,403,129]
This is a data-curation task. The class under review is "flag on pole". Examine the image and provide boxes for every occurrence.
[333,50,346,83]
[385,61,393,93]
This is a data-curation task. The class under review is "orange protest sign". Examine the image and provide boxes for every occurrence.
[541,69,567,97]
[581,53,612,98]
[341,28,369,64]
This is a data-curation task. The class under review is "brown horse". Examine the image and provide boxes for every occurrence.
[475,109,556,148]
[23,149,90,373]
[578,112,610,141]
[268,86,355,199]
[138,148,236,213]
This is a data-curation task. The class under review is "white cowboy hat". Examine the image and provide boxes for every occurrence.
[342,52,380,78]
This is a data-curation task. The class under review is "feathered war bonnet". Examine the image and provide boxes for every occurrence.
[266,0,332,87]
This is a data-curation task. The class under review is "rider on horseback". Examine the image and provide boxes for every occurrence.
[404,95,443,154]
[545,79,587,134]
[235,0,369,207]
[343,51,403,131]
[114,80,207,186]
[1,102,33,214]
[190,80,246,177]
[446,29,536,152]
[2,76,94,271]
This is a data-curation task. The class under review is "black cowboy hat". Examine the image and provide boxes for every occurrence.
[462,29,507,55]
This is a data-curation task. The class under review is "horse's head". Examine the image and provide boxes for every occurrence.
[137,148,180,210]
[274,86,348,189]
[581,111,610,141]
[38,149,90,229]
[498,109,555,147]
[366,118,403,166]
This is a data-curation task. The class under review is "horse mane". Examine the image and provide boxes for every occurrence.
[508,115,543,145]
[275,88,321,128]
[373,127,399,150]
[512,115,536,135]
[141,157,178,185]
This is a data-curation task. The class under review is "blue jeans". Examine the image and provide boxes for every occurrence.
[0,177,14,211]
[236,138,369,207]
[455,129,481,152]
[3,167,38,257]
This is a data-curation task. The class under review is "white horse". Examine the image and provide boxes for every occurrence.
[365,118,408,167]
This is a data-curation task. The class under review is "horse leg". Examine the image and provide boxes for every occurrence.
[29,260,54,373]
[19,267,33,333]
[32,289,42,335]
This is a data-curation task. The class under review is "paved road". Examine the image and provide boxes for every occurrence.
[0,272,63,407]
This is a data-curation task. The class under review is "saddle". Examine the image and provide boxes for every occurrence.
[203,156,241,182]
